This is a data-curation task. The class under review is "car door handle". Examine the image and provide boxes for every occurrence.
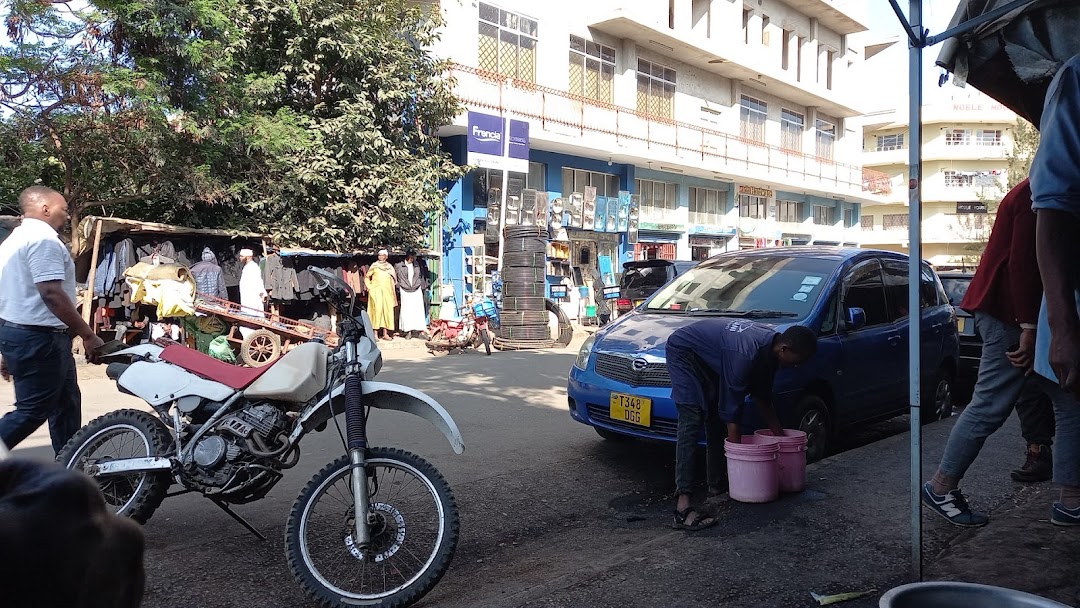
[888,336,901,346]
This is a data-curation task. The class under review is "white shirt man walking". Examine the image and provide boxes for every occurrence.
[0,186,104,454]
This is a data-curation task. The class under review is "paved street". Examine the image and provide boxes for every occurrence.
[3,338,1074,607]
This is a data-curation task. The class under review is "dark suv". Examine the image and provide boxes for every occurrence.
[616,260,697,314]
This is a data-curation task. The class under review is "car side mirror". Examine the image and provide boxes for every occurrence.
[846,307,867,331]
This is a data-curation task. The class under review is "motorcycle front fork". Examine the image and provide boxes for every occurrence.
[343,343,373,551]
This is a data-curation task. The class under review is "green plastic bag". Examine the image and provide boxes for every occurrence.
[208,335,236,363]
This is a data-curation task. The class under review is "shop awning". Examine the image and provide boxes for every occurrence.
[76,216,268,257]
[935,0,1080,124]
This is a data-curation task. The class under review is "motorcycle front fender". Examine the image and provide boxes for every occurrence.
[292,382,465,455]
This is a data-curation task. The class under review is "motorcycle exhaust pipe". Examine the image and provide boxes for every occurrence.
[86,456,172,477]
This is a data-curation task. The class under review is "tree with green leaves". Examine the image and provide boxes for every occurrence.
[1006,117,1039,189]
[0,0,464,252]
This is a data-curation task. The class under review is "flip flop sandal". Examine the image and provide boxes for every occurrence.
[673,506,718,531]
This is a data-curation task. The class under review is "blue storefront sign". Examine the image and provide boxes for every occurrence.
[467,111,504,156]
[509,120,529,160]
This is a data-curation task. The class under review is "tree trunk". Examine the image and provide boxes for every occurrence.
[68,204,81,254]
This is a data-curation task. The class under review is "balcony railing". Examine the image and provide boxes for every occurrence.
[449,64,892,197]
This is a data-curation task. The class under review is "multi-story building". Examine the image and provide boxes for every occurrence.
[428,0,889,300]
[860,90,1017,269]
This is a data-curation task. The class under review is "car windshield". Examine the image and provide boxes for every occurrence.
[940,277,971,307]
[621,265,672,290]
[644,255,839,321]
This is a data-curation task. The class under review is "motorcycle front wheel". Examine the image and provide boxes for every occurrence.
[286,447,459,608]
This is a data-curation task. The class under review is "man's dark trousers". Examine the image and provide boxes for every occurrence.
[0,324,81,453]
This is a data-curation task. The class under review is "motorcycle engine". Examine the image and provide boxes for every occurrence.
[188,403,290,494]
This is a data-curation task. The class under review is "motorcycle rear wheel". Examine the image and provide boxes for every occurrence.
[57,409,173,524]
[286,447,459,608]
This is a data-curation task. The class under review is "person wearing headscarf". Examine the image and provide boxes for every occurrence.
[365,249,397,340]
[238,248,266,339]
[395,249,429,339]
[190,247,227,300]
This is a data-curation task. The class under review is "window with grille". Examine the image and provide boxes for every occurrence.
[843,208,855,228]
[635,179,678,222]
[478,3,538,82]
[562,168,620,197]
[815,119,836,160]
[780,109,804,151]
[861,215,874,230]
[739,194,768,219]
[777,200,803,223]
[876,133,904,151]
[740,95,768,143]
[883,213,908,230]
[689,186,725,225]
[813,205,835,226]
[636,59,676,118]
[945,129,970,146]
[569,35,615,103]
[976,129,1002,146]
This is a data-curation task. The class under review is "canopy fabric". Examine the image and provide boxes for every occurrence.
[75,216,267,257]
[936,0,1080,125]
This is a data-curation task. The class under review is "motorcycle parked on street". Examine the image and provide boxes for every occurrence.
[424,296,494,356]
[58,267,464,608]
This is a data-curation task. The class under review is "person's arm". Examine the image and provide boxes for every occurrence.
[36,282,105,358]
[1006,189,1041,371]
[216,272,227,300]
[754,396,785,437]
[1037,210,1080,392]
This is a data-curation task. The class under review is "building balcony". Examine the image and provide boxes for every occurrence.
[447,64,887,201]
[583,8,863,118]
[862,148,908,167]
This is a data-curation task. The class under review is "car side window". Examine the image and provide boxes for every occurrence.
[819,289,838,335]
[882,261,910,321]
[921,265,942,308]
[842,260,889,327]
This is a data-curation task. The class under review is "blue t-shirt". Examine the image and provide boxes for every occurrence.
[1031,54,1080,382]
[667,319,778,416]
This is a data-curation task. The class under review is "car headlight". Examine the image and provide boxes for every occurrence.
[574,335,596,370]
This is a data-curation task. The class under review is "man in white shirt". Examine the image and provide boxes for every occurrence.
[237,248,266,339]
[0,186,104,454]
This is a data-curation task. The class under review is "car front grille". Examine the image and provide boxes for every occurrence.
[587,404,678,438]
[594,353,672,388]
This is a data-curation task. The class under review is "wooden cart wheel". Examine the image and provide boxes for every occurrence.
[240,329,282,367]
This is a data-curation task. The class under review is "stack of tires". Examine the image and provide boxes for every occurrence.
[496,226,554,349]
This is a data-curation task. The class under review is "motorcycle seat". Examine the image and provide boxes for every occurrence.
[159,344,276,390]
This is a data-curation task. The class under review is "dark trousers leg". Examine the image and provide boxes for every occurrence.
[1015,380,1055,446]
[0,328,79,453]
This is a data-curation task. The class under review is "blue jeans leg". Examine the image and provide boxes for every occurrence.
[0,327,81,454]
[937,313,1026,480]
[1034,376,1080,488]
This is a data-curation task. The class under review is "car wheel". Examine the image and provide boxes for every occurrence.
[794,395,831,464]
[595,427,632,442]
[922,371,954,424]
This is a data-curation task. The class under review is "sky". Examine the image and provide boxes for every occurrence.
[854,0,999,114]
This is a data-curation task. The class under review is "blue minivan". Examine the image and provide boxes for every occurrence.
[567,247,960,462]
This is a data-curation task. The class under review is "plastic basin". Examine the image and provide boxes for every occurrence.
[880,582,1072,608]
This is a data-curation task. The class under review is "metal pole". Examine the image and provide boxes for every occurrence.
[496,114,511,276]
[907,0,924,583]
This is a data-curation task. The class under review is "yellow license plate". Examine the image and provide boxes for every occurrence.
[610,393,652,427]
[957,317,966,332]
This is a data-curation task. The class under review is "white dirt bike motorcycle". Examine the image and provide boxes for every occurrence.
[58,267,464,608]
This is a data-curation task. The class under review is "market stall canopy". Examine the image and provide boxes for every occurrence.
[935,0,1080,125]
[277,247,441,259]
[75,216,268,258]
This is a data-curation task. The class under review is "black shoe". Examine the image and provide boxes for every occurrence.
[1052,502,1080,527]
[921,482,989,527]
[1011,444,1053,483]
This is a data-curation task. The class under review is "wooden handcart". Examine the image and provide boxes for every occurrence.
[195,294,338,367]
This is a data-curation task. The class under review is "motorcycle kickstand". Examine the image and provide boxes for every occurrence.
[210,499,266,542]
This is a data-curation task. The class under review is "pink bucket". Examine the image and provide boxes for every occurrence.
[724,435,780,503]
[755,429,808,493]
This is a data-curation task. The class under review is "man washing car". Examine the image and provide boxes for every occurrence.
[666,319,817,531]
